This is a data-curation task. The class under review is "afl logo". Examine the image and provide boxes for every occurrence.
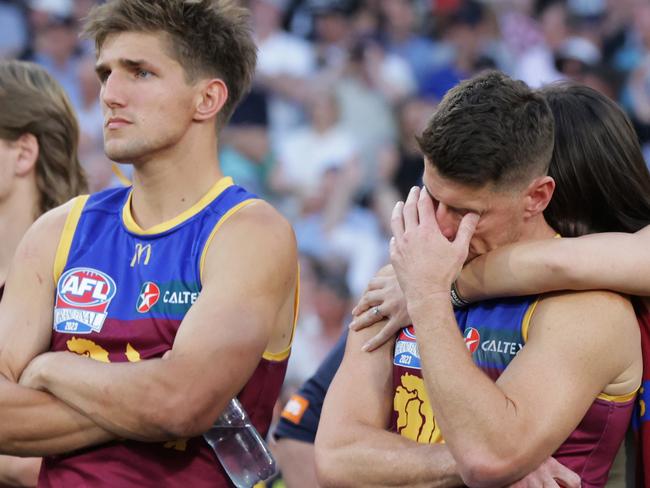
[402,325,417,340]
[54,267,117,335]
[58,268,116,306]
[137,282,160,313]
[464,327,481,354]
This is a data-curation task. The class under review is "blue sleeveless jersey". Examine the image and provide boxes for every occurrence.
[392,296,635,487]
[51,176,255,341]
[392,296,537,443]
[40,177,297,487]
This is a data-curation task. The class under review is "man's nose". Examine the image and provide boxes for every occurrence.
[435,203,458,240]
[101,72,126,109]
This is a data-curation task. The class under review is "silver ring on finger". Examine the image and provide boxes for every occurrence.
[372,306,381,316]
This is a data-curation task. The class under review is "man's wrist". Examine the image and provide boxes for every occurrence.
[406,291,452,323]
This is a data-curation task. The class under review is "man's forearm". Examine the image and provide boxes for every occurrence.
[33,353,203,442]
[0,376,114,456]
[409,296,541,485]
[316,425,462,488]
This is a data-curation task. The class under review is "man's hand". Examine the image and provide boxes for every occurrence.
[507,457,580,488]
[349,265,411,351]
[389,186,479,306]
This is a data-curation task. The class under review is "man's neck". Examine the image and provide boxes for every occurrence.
[518,214,558,242]
[127,129,223,230]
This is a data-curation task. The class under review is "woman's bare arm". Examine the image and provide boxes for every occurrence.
[458,226,650,300]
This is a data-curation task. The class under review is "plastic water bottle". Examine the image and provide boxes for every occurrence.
[203,398,278,488]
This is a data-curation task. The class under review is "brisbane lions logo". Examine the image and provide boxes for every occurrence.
[393,373,443,444]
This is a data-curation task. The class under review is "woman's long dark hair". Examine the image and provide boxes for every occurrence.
[542,83,650,236]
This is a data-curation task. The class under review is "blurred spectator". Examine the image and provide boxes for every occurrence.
[372,96,437,232]
[610,0,650,73]
[76,54,114,192]
[284,256,351,387]
[76,55,102,151]
[0,1,28,59]
[25,0,84,110]
[252,0,316,148]
[421,0,502,98]
[310,0,358,69]
[220,90,275,197]
[270,87,359,206]
[334,39,404,188]
[554,35,601,78]
[514,0,569,87]
[292,165,385,297]
[498,0,545,60]
[378,0,453,92]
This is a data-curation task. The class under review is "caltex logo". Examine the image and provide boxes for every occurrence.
[137,282,160,313]
[464,327,481,354]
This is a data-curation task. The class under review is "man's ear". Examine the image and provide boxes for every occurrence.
[194,78,229,122]
[523,175,555,219]
[14,133,39,177]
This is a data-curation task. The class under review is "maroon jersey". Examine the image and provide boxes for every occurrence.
[39,181,298,486]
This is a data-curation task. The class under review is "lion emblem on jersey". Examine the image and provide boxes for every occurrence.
[394,373,443,443]
[66,337,141,363]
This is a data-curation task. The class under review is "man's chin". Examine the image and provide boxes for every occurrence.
[104,146,141,164]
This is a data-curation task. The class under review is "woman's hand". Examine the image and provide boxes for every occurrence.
[506,457,580,488]
[349,265,411,351]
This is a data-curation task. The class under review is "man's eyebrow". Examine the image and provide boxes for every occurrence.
[120,58,150,69]
[95,58,153,72]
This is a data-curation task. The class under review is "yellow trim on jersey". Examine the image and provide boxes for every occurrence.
[597,389,639,403]
[52,195,90,284]
[198,199,299,362]
[521,298,540,343]
[521,286,638,404]
[111,163,132,187]
[263,265,300,362]
[198,198,258,281]
[122,176,234,235]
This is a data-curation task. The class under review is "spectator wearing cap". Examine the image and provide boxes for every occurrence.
[309,0,358,70]
[554,35,602,78]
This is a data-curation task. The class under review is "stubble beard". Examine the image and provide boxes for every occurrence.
[104,137,156,164]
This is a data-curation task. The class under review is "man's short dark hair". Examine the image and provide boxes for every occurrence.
[417,71,555,188]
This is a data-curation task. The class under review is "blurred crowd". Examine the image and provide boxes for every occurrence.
[2,0,650,392]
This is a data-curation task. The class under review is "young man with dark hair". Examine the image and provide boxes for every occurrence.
[0,1,298,486]
[316,71,640,487]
